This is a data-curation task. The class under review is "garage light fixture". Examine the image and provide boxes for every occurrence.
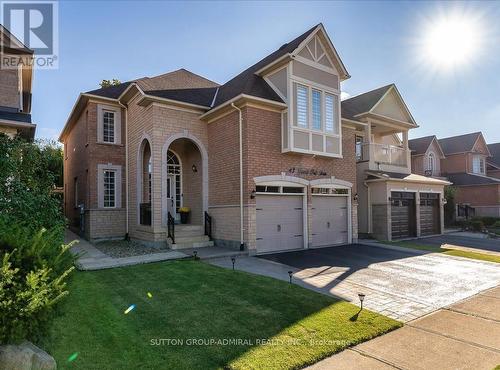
[231,257,236,270]
[250,190,256,199]
[358,293,365,310]
[193,250,198,260]
[192,164,198,173]
[288,271,293,284]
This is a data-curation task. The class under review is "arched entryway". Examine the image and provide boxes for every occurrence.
[162,133,208,226]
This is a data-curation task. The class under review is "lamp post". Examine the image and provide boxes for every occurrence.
[193,251,198,260]
[231,257,236,270]
[288,271,293,284]
[358,293,365,310]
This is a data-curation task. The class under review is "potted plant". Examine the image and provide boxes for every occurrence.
[179,207,190,224]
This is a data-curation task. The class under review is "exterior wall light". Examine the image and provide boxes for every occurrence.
[250,190,256,199]
[192,164,198,173]
[353,193,359,201]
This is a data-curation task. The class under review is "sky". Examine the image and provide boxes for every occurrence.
[30,1,500,143]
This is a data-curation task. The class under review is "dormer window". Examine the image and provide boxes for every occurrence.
[472,155,485,174]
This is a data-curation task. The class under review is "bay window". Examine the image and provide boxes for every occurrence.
[288,81,341,157]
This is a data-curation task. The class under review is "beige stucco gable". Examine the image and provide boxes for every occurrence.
[372,89,413,124]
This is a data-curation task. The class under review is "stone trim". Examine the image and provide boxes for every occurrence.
[253,174,309,186]
[161,131,208,225]
[310,176,353,188]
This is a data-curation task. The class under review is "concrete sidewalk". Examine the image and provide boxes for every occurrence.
[65,230,242,270]
[309,285,500,370]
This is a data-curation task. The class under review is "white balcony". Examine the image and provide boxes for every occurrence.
[357,143,409,168]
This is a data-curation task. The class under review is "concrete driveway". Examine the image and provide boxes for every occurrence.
[310,285,500,370]
[210,244,500,322]
[412,233,500,253]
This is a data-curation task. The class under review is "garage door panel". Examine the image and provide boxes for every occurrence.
[256,195,304,254]
[420,194,440,236]
[311,196,349,247]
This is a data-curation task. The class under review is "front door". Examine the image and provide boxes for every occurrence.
[166,175,177,220]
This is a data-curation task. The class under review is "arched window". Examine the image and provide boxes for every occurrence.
[428,152,435,173]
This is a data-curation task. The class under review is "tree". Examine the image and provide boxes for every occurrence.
[444,186,457,226]
[99,79,121,88]
[0,134,65,231]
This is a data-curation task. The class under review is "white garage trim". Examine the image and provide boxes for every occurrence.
[254,176,308,253]
[254,174,309,186]
[311,179,352,245]
[310,177,353,189]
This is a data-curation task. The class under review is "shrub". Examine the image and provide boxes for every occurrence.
[472,217,500,227]
[0,219,76,344]
[493,220,500,228]
[0,135,64,232]
[470,220,484,232]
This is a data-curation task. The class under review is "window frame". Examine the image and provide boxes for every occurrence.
[102,110,115,144]
[98,164,122,209]
[103,170,116,208]
[472,155,485,175]
[295,83,309,128]
[97,104,121,145]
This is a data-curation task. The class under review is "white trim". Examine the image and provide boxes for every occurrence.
[310,177,353,188]
[293,54,338,75]
[254,175,309,186]
[369,85,418,127]
[263,64,289,103]
[199,93,287,120]
[161,132,208,226]
[97,104,121,145]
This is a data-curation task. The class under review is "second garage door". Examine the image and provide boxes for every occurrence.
[311,195,349,247]
[256,195,304,254]
[391,191,416,239]
[420,193,440,236]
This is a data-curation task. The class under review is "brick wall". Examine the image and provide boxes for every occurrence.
[63,101,126,239]
[455,184,500,207]
[0,66,19,109]
[441,153,467,174]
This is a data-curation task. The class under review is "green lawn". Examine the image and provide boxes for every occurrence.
[40,260,401,370]
[386,242,500,264]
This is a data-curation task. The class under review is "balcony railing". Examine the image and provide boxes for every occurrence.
[357,143,408,167]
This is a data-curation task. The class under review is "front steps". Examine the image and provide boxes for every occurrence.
[167,224,214,250]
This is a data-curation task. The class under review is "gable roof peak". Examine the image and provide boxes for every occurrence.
[438,132,487,155]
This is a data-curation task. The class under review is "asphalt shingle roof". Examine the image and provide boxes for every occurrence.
[438,132,481,155]
[408,136,435,156]
[447,173,500,186]
[341,84,393,120]
[487,143,500,168]
[83,25,321,110]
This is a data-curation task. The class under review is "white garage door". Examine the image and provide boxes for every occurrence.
[256,195,304,254]
[311,195,349,247]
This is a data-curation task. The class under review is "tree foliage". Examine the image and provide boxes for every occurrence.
[99,79,121,88]
[0,135,64,231]
[444,186,457,226]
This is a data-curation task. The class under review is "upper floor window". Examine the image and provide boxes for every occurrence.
[97,104,121,145]
[296,84,308,128]
[312,89,322,130]
[325,93,337,134]
[103,111,115,143]
[472,155,485,174]
[355,136,364,161]
[427,152,435,172]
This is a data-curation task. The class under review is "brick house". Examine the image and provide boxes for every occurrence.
[408,135,446,178]
[347,86,450,241]
[438,132,500,217]
[0,25,36,140]
[60,23,446,252]
[487,143,500,179]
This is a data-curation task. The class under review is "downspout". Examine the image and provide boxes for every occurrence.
[231,103,244,251]
[363,180,371,234]
[119,102,129,240]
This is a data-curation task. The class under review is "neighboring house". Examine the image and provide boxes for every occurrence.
[438,132,500,217]
[408,135,446,178]
[487,143,500,179]
[348,85,450,241]
[0,25,36,140]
